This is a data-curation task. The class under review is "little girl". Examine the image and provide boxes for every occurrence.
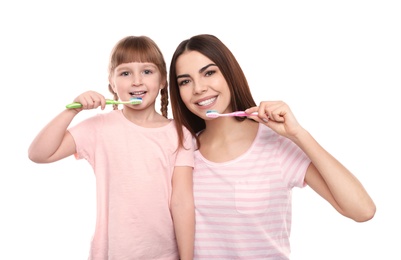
[28,36,195,260]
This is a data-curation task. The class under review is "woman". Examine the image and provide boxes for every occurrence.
[168,34,375,259]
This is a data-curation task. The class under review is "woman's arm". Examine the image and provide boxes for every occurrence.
[246,101,376,222]
[297,130,376,222]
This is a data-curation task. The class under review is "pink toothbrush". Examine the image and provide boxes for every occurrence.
[206,110,258,118]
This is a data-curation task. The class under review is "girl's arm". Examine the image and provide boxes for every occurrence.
[246,101,376,222]
[28,91,107,163]
[28,109,79,163]
[171,166,195,260]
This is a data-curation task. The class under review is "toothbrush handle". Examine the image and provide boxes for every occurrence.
[66,102,83,109]
[232,111,258,116]
[66,99,116,109]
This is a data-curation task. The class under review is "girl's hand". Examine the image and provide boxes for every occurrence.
[72,90,107,110]
[245,101,305,139]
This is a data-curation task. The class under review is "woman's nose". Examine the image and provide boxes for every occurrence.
[193,82,207,94]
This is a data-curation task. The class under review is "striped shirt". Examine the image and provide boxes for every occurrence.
[193,123,311,259]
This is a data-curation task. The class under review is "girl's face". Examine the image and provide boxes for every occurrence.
[175,51,231,119]
[110,62,164,107]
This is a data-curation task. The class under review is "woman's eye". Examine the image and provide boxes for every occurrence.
[205,70,215,77]
[178,79,189,86]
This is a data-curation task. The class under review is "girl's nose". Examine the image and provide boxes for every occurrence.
[132,75,143,87]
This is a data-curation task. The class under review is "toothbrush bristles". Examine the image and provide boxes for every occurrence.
[206,110,219,118]
[129,97,142,104]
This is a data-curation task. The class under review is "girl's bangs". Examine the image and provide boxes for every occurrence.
[113,44,162,67]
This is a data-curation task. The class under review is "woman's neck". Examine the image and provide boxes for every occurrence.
[198,118,259,162]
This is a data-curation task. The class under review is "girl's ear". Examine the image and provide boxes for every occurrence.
[109,76,117,92]
[160,79,167,89]
[110,83,117,92]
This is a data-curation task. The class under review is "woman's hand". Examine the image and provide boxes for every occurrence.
[245,101,304,140]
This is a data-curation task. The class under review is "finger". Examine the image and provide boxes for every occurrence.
[100,99,106,110]
[96,96,106,110]
[245,106,258,114]
[82,97,98,109]
[268,109,284,122]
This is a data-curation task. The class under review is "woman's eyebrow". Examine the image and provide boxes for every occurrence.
[176,74,189,79]
[177,63,217,79]
[199,64,216,73]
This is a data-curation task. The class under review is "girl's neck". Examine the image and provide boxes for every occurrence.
[122,106,169,128]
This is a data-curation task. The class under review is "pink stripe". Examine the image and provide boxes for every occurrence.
[195,245,284,251]
[195,219,285,227]
[196,227,287,235]
[195,210,287,218]
[194,254,282,259]
[195,194,287,202]
[195,237,279,243]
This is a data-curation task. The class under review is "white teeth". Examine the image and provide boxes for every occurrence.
[131,91,145,95]
[198,97,216,106]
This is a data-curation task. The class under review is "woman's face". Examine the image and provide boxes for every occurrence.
[175,51,231,119]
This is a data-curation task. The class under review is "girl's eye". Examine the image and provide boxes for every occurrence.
[120,71,130,76]
[144,69,153,75]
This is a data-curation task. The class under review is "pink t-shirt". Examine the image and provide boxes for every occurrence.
[193,123,311,260]
[68,110,194,260]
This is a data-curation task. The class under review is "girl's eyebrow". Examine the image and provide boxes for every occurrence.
[116,65,129,70]
[176,63,217,79]
[116,63,157,70]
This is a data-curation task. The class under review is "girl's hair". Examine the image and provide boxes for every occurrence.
[169,34,256,148]
[108,36,168,118]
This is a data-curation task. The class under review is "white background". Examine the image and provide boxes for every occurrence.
[1,0,400,259]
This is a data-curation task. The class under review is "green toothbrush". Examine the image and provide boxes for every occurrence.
[66,97,142,109]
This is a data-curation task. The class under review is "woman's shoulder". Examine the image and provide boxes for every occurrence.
[257,123,281,141]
